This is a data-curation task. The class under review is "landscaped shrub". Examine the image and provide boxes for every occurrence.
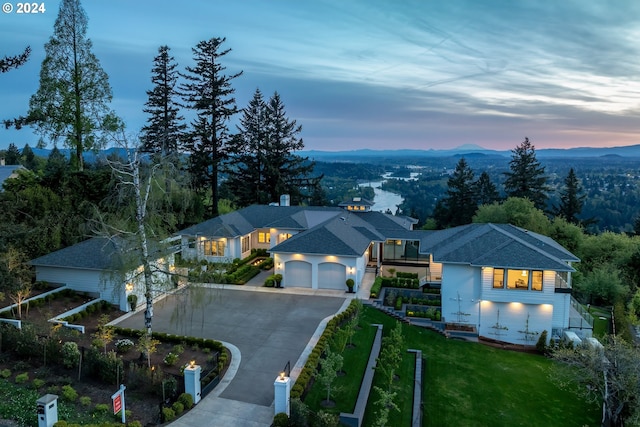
[94,403,110,414]
[115,338,135,353]
[162,407,176,423]
[172,344,185,355]
[177,392,194,409]
[164,352,179,366]
[61,342,81,369]
[32,378,45,389]
[369,276,383,298]
[127,421,142,427]
[273,412,289,427]
[80,396,92,406]
[0,369,11,379]
[536,330,548,354]
[61,384,78,402]
[171,401,184,415]
[15,372,28,384]
[395,296,403,310]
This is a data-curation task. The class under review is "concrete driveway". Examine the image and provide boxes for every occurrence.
[116,286,347,407]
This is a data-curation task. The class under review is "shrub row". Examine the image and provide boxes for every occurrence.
[290,299,361,399]
[62,300,114,323]
[380,277,419,289]
[406,306,442,321]
[369,276,384,299]
[396,272,419,279]
[224,264,260,285]
[111,327,225,354]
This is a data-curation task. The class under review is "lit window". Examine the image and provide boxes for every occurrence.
[532,270,543,291]
[493,268,504,288]
[203,239,225,256]
[258,232,271,243]
[507,269,529,289]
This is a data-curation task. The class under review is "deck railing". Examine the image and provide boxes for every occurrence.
[569,295,594,328]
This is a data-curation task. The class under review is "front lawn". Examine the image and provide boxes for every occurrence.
[306,306,600,427]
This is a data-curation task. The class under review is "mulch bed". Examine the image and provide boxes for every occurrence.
[0,289,226,426]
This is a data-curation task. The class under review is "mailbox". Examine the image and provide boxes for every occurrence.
[36,394,58,427]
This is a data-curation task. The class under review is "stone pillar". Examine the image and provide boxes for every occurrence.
[184,364,202,405]
[274,373,291,416]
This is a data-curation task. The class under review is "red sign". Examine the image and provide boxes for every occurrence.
[112,393,122,414]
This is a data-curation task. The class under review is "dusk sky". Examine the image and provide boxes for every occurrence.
[2,0,640,152]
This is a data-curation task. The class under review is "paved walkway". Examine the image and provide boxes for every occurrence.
[114,272,375,427]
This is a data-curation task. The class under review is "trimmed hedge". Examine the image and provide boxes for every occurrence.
[290,299,362,399]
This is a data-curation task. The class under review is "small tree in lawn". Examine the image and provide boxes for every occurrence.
[137,334,160,368]
[376,321,404,392]
[92,314,115,354]
[315,347,343,407]
[372,385,400,427]
[0,247,33,319]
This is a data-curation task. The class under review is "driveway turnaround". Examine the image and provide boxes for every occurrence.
[116,286,347,407]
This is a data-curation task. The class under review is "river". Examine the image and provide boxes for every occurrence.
[359,172,419,214]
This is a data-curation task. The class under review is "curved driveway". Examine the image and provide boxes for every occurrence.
[116,285,349,424]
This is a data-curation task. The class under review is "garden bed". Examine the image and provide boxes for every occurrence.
[0,289,228,426]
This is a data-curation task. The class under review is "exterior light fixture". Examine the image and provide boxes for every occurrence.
[189,360,196,368]
[279,371,286,381]
[521,270,527,276]
[125,283,134,292]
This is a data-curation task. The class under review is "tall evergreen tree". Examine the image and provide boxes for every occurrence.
[475,171,499,206]
[503,137,549,210]
[434,157,477,227]
[0,47,30,73]
[263,92,317,205]
[226,90,318,206]
[26,0,119,171]
[141,46,185,156]
[4,143,21,165]
[554,168,585,225]
[225,88,268,206]
[179,37,242,217]
[21,144,37,170]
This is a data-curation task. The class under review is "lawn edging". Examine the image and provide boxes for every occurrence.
[407,349,422,427]
[339,323,383,427]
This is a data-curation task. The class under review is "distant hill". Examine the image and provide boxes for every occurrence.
[13,143,640,163]
[302,144,640,160]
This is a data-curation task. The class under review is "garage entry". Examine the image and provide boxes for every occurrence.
[318,262,347,290]
[284,261,312,288]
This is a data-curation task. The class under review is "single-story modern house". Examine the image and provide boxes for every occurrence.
[30,237,175,312]
[176,199,591,344]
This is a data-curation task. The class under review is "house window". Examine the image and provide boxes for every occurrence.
[507,269,529,290]
[258,232,271,243]
[493,268,504,288]
[280,233,292,243]
[241,236,250,253]
[532,270,543,291]
[203,239,225,256]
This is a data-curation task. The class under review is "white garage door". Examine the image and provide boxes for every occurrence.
[284,261,312,288]
[318,262,347,290]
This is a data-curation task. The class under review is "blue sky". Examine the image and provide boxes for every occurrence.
[2,0,640,152]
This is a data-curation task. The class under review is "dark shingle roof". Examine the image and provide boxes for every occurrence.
[30,237,125,270]
[177,205,343,237]
[419,223,577,272]
[272,214,382,256]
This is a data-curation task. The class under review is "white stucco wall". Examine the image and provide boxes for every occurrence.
[35,266,127,311]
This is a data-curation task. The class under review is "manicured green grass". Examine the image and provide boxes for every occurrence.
[359,307,600,427]
[589,306,612,338]
[304,320,378,414]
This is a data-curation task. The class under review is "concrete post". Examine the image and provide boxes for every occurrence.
[184,364,202,405]
[37,394,58,427]
[274,373,291,416]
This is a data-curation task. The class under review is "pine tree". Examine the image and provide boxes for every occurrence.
[226,90,319,207]
[554,168,585,225]
[263,92,317,205]
[475,171,499,206]
[0,47,30,73]
[141,46,186,157]
[434,157,477,227]
[4,143,21,165]
[21,144,37,170]
[225,88,269,206]
[179,37,242,217]
[503,137,549,210]
[26,0,119,171]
